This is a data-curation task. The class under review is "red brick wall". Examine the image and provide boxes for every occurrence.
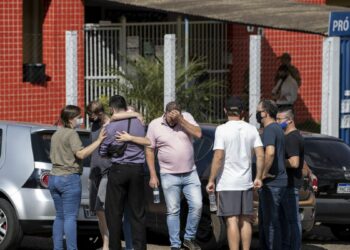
[0,0,84,124]
[262,29,323,123]
[228,24,324,123]
[227,24,254,97]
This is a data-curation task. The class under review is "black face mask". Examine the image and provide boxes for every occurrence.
[256,111,263,124]
[89,115,101,124]
[88,117,96,123]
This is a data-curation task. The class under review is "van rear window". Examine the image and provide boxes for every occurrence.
[305,139,350,170]
[31,130,92,166]
[193,135,213,162]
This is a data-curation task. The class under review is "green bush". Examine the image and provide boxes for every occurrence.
[106,56,225,123]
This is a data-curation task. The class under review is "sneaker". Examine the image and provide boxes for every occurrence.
[183,239,201,250]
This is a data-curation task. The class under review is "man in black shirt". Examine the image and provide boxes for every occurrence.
[277,107,304,250]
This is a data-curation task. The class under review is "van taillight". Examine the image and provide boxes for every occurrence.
[40,172,50,188]
[22,169,50,189]
[311,175,318,192]
[312,177,318,189]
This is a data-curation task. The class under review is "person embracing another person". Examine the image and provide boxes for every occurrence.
[49,105,106,250]
[99,95,150,250]
[87,100,137,250]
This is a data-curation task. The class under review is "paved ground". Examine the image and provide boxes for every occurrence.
[18,225,350,250]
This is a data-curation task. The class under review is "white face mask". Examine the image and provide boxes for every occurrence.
[75,118,84,128]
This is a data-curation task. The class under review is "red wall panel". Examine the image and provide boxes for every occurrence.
[229,24,324,123]
[0,0,84,124]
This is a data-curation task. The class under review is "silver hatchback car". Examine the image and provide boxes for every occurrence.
[0,122,98,250]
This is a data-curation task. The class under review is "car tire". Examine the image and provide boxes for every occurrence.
[0,198,23,250]
[330,224,350,241]
[194,205,226,250]
[207,213,226,249]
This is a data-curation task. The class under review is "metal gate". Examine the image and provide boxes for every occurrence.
[84,24,121,103]
[84,21,228,122]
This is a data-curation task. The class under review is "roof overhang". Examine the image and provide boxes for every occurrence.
[99,0,350,35]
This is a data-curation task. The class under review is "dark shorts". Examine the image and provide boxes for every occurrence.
[217,189,254,217]
[89,175,107,212]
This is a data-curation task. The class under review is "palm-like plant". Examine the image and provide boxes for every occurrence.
[108,56,226,123]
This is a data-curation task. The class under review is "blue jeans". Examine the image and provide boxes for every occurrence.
[123,207,133,250]
[281,187,302,250]
[258,185,287,250]
[49,174,82,250]
[160,170,203,248]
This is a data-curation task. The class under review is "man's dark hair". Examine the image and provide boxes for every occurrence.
[278,106,295,120]
[278,64,289,74]
[260,99,278,119]
[280,52,291,61]
[60,105,81,128]
[225,96,244,117]
[165,101,181,112]
[86,100,104,115]
[109,95,127,111]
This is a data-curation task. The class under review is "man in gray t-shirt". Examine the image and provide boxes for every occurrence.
[89,112,111,211]
[87,101,114,250]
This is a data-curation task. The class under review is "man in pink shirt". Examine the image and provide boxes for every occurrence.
[146,101,202,250]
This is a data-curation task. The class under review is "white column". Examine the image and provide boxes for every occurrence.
[66,31,78,105]
[184,18,189,87]
[249,35,261,127]
[164,34,176,110]
[321,37,340,137]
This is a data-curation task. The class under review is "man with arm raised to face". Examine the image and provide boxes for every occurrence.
[145,101,203,250]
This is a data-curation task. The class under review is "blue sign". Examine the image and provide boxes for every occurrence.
[329,12,350,37]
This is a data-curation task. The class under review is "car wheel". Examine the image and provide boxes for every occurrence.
[195,205,226,250]
[0,198,23,250]
[330,224,350,241]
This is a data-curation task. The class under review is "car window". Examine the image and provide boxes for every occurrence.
[193,135,214,162]
[31,131,91,166]
[305,139,350,169]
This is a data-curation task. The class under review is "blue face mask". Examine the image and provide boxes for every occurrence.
[279,121,288,130]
